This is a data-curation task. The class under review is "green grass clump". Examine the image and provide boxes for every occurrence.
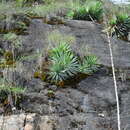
[67,0,103,22]
[108,13,130,40]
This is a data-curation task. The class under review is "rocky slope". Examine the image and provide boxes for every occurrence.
[0,19,130,130]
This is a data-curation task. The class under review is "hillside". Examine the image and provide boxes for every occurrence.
[0,0,130,130]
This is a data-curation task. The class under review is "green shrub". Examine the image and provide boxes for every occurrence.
[67,1,103,22]
[109,13,130,40]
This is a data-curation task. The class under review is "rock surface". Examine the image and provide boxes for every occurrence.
[1,19,130,130]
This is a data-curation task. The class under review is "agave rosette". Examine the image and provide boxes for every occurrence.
[67,0,103,22]
[48,42,79,83]
[109,13,130,39]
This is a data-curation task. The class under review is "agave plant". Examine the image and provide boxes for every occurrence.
[109,13,130,40]
[79,55,99,74]
[48,42,99,83]
[86,1,103,22]
[67,1,103,22]
[48,42,79,83]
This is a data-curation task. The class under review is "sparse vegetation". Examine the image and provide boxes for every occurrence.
[0,78,25,113]
[0,33,22,68]
[0,80,25,94]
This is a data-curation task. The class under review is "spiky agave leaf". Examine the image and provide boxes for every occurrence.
[79,55,99,74]
[48,43,79,83]
[50,42,72,55]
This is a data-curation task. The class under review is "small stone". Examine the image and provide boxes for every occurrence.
[26,114,36,123]
[24,124,33,130]
[98,113,105,117]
